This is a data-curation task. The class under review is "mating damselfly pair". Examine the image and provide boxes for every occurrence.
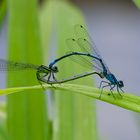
[0,25,124,98]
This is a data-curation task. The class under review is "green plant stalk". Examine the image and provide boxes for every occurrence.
[1,84,140,113]
[54,1,97,140]
[7,0,49,140]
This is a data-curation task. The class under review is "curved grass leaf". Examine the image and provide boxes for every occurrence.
[1,84,140,113]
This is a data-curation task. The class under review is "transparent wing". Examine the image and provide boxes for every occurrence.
[66,38,82,52]
[74,24,111,74]
[77,38,103,70]
[65,51,102,71]
[67,53,102,72]
[0,59,39,71]
[66,39,103,72]
[74,24,101,58]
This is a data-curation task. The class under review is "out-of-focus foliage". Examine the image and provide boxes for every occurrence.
[0,102,8,140]
[40,0,98,140]
[0,0,6,26]
[7,0,49,140]
[133,0,140,9]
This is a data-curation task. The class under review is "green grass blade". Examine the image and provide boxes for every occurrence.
[0,125,8,140]
[7,0,49,140]
[133,0,140,9]
[0,0,6,26]
[39,0,54,61]
[39,1,56,139]
[0,102,8,140]
[54,1,97,140]
[1,84,140,113]
[40,1,98,139]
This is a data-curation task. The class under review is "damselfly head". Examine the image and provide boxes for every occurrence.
[118,80,124,88]
[52,66,58,73]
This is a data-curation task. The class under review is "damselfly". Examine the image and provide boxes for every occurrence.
[49,25,124,98]
[72,24,124,98]
[0,59,101,87]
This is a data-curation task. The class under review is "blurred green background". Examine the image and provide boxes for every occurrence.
[0,0,140,140]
